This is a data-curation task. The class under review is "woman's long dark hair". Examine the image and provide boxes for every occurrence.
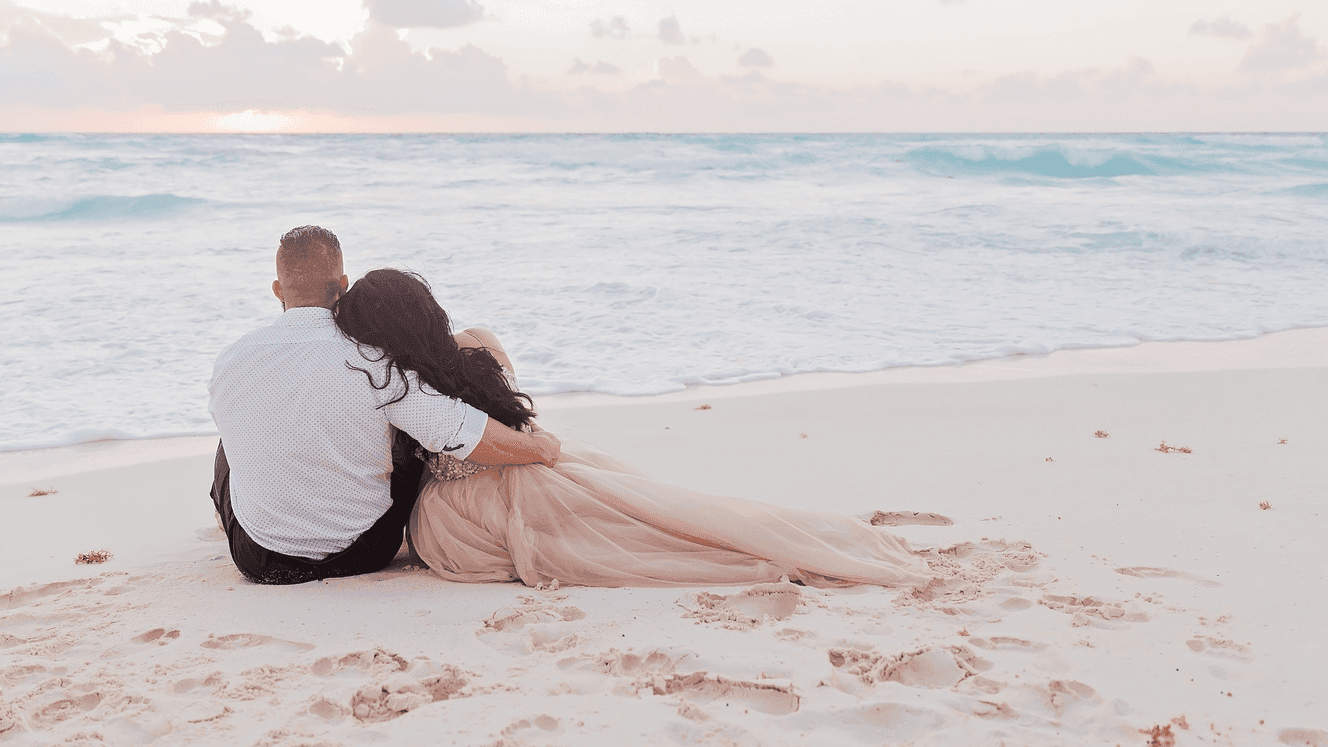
[334,269,535,433]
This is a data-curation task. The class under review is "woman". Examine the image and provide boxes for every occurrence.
[335,269,933,590]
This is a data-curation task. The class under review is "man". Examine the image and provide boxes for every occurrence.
[208,225,559,585]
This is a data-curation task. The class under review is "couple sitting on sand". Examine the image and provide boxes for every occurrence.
[208,225,938,588]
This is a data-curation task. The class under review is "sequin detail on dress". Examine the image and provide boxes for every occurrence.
[427,452,494,481]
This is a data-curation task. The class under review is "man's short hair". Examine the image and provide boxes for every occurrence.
[277,225,344,305]
[279,225,342,265]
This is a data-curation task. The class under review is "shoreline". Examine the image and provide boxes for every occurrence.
[4,325,1328,483]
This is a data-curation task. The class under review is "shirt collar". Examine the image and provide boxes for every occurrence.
[274,306,335,327]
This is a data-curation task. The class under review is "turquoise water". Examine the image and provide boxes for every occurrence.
[2,133,1326,451]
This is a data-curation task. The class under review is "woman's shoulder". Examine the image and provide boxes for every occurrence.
[456,327,515,373]
[458,326,502,349]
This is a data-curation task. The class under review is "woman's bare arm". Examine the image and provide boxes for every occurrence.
[454,327,515,373]
[466,416,559,467]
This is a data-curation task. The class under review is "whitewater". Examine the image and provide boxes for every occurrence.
[1,133,1326,452]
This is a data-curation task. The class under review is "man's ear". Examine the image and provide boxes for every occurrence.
[272,279,284,301]
[339,274,349,292]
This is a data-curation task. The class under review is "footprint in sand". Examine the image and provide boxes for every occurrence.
[131,628,181,645]
[26,690,103,730]
[1185,636,1255,662]
[307,649,470,722]
[1040,594,1150,627]
[483,601,586,633]
[828,645,992,690]
[0,663,49,690]
[502,715,562,738]
[561,648,682,677]
[650,672,800,715]
[0,633,28,649]
[555,648,795,715]
[200,633,315,653]
[967,635,1047,652]
[998,596,1036,611]
[868,511,954,527]
[0,577,104,611]
[479,597,587,656]
[684,580,803,630]
[311,648,408,677]
[1115,566,1222,588]
[99,628,183,658]
[1044,679,1101,716]
[1280,728,1328,746]
[349,662,469,722]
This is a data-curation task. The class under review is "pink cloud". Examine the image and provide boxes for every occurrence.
[1241,12,1322,71]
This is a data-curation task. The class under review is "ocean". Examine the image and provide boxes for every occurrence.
[2,133,1326,452]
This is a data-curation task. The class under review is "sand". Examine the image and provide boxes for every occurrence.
[2,329,1327,746]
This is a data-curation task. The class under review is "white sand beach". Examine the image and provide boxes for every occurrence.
[2,330,1327,747]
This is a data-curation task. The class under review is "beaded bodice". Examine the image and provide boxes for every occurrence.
[424,449,495,481]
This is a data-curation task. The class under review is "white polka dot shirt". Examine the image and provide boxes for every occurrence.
[207,307,486,559]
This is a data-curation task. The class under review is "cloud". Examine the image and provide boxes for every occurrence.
[657,15,683,45]
[0,3,539,116]
[981,57,1168,105]
[188,1,250,20]
[983,71,1085,104]
[654,55,704,85]
[0,0,128,47]
[568,58,620,75]
[1241,12,1322,71]
[1188,16,1251,39]
[737,48,772,67]
[3,2,1326,132]
[590,16,628,40]
[363,0,483,29]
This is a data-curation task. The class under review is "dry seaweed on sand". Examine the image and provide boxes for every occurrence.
[75,549,113,564]
[1154,440,1191,454]
[27,487,58,496]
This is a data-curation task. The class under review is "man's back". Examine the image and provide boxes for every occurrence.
[208,306,484,559]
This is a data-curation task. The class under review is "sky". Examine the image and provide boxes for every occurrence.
[0,0,1324,131]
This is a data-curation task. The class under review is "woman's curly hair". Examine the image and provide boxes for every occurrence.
[333,268,535,434]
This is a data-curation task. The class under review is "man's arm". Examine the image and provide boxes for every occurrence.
[465,417,561,467]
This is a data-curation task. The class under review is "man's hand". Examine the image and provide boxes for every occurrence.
[530,426,561,467]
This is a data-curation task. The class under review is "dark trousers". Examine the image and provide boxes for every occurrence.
[210,439,425,585]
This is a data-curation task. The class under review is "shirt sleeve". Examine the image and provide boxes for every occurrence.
[379,369,488,461]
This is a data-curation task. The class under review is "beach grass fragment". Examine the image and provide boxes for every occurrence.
[28,487,58,496]
[799,432,808,439]
[1278,438,1287,444]
[1154,440,1191,454]
[693,404,712,410]
[1259,501,1271,511]
[75,549,112,564]
[1094,430,1109,438]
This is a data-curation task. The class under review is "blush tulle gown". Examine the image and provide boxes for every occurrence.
[408,373,933,589]
[406,366,934,587]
